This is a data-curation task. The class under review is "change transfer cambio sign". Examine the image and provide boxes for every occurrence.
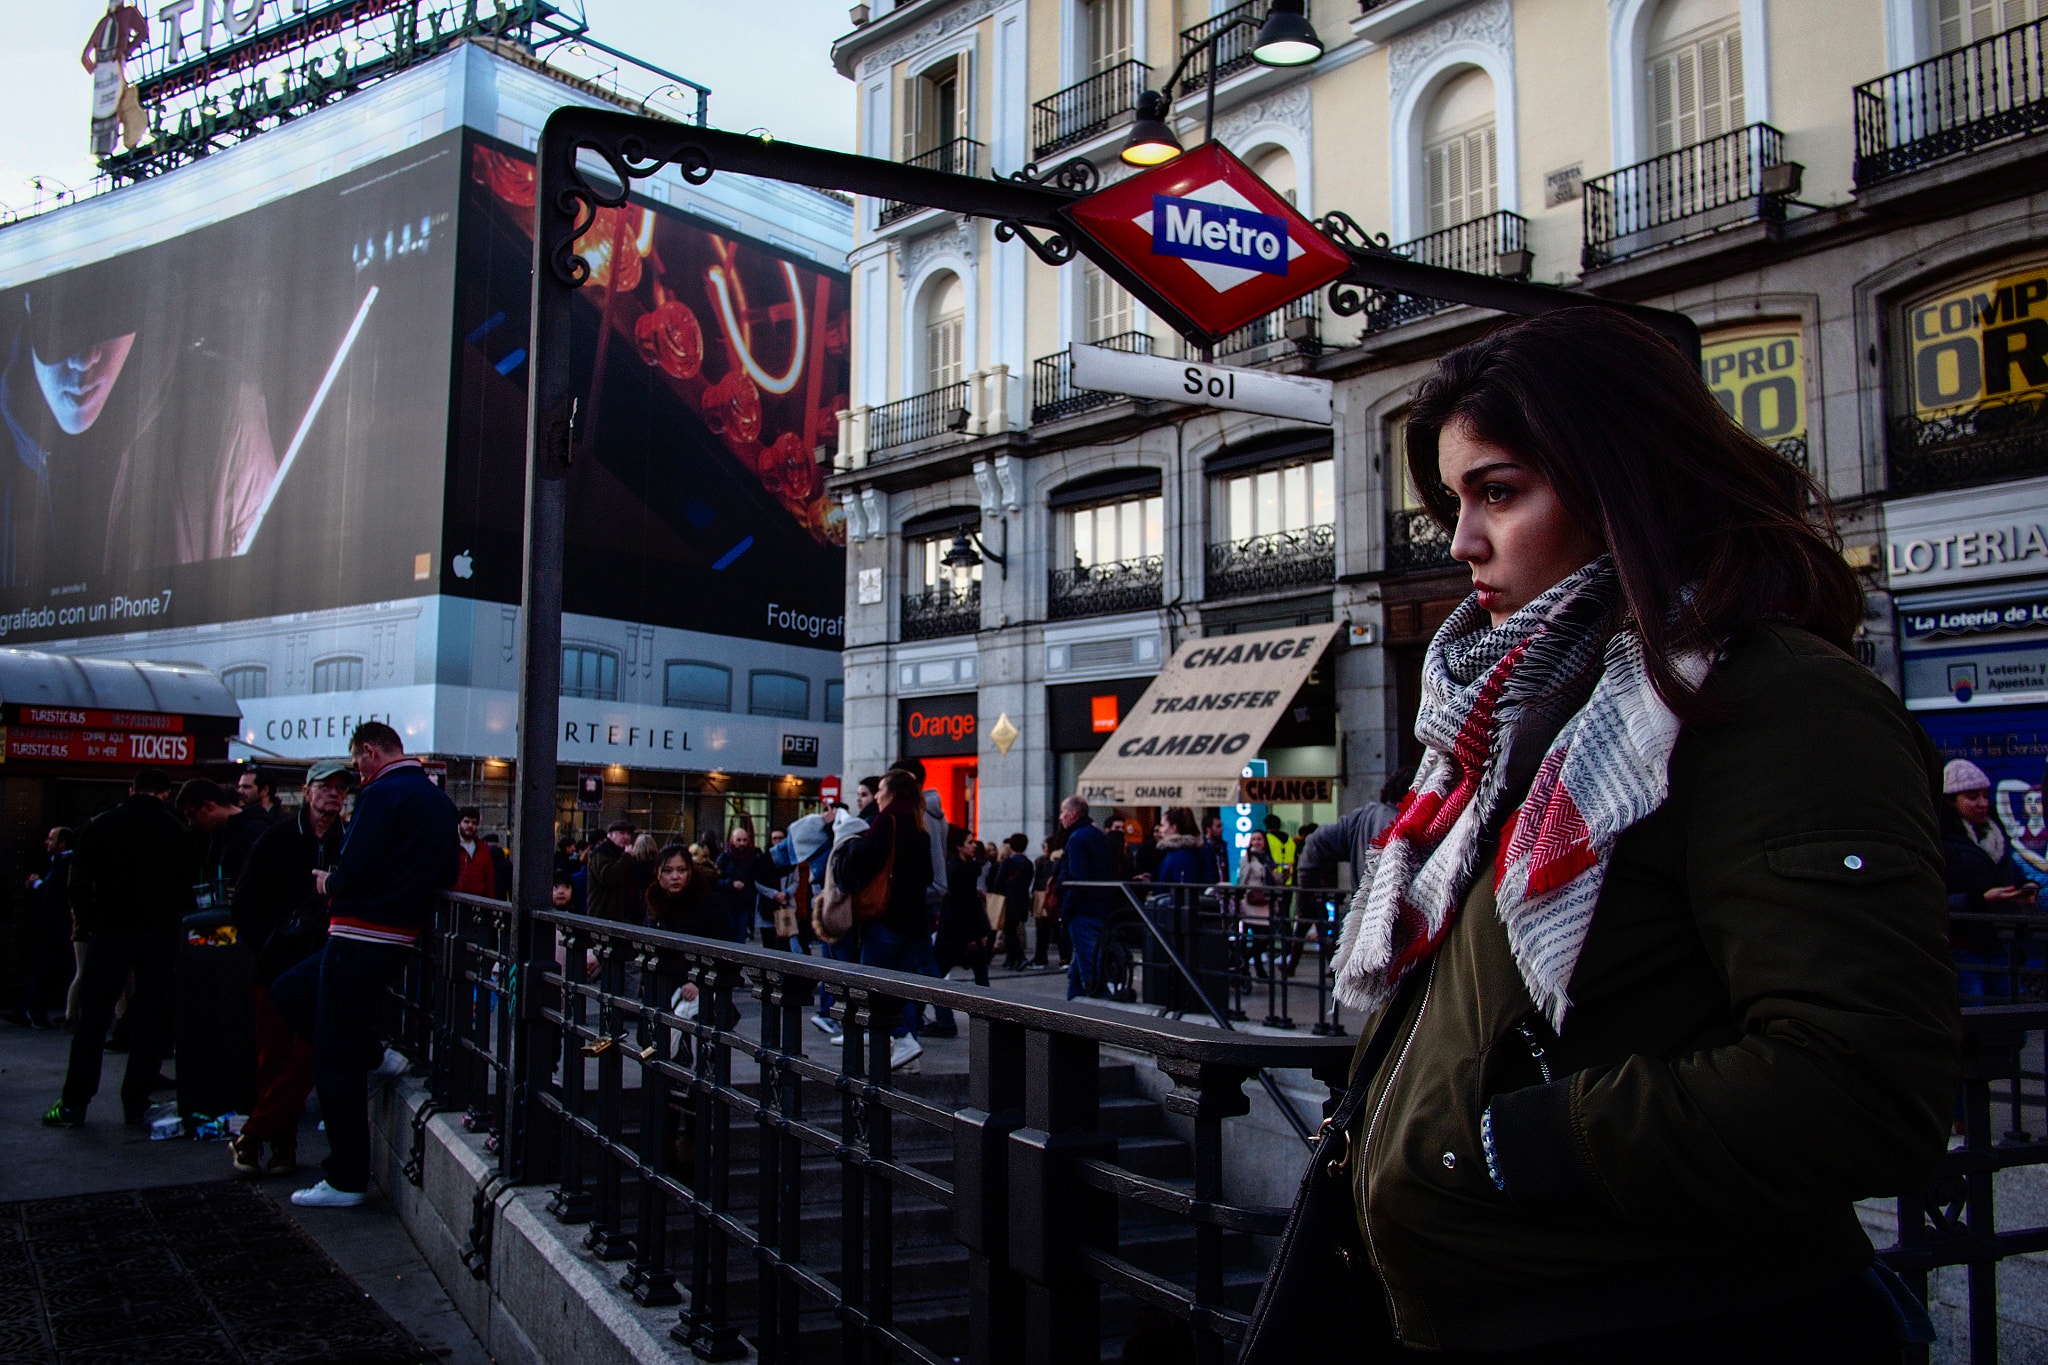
[1906,261,2048,419]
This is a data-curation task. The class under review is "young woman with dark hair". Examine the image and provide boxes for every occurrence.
[1250,309,1956,1364]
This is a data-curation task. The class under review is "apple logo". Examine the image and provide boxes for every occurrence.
[453,549,474,580]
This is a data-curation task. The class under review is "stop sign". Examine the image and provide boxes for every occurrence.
[820,776,841,807]
[1063,142,1352,345]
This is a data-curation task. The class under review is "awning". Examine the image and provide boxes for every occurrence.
[1076,622,1340,806]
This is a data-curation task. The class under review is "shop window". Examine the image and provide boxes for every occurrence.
[310,656,363,694]
[1891,258,2048,494]
[562,646,618,701]
[1700,322,1807,465]
[1065,490,1162,570]
[222,665,267,701]
[1645,0,1743,155]
[750,671,811,720]
[824,680,845,724]
[664,660,731,711]
[1217,456,1334,543]
[1421,68,1496,232]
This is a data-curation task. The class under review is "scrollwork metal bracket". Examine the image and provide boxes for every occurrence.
[994,219,1079,267]
[1008,156,1100,195]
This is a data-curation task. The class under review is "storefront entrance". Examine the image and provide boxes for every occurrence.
[901,693,978,831]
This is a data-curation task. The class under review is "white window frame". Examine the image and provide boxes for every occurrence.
[1391,51,1519,241]
[1609,0,1771,169]
[908,265,976,397]
[1060,0,1149,86]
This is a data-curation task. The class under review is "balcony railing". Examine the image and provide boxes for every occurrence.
[900,581,981,641]
[1049,555,1164,619]
[1206,524,1336,598]
[1031,330,1155,424]
[1181,294,1321,365]
[1855,17,2048,185]
[877,138,984,225]
[1178,0,1260,93]
[1582,123,1791,268]
[869,380,972,453]
[1889,393,2048,494]
[1386,507,1456,573]
[1361,210,1530,334]
[1033,59,1151,158]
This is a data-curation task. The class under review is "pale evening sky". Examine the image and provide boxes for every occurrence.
[0,1,858,219]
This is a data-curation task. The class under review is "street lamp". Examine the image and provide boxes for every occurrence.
[941,522,1008,593]
[1120,0,1326,167]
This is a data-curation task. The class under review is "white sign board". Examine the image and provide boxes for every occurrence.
[1070,343,1332,426]
[1884,474,2048,590]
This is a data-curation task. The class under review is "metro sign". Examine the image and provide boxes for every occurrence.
[1064,143,1352,346]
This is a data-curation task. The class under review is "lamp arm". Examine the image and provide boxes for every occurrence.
[972,520,1010,579]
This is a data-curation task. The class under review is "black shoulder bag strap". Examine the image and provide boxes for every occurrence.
[1236,971,1422,1365]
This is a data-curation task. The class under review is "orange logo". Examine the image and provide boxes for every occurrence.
[1091,696,1119,734]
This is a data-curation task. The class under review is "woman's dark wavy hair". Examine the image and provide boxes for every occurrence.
[1404,307,1861,721]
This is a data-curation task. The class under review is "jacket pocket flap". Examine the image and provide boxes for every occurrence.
[1765,836,1921,885]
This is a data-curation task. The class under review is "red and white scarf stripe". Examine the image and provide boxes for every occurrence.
[1332,560,1709,1027]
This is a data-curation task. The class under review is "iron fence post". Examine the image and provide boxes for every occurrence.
[957,1016,1029,1365]
[1010,1029,1113,1365]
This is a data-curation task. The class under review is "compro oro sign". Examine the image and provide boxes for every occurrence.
[1076,622,1340,806]
[1701,323,1805,450]
[1902,259,2048,420]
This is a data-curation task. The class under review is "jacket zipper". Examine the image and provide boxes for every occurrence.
[1517,1019,1553,1084]
[1357,957,1438,1343]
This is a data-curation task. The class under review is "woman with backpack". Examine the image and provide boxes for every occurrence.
[836,769,934,1070]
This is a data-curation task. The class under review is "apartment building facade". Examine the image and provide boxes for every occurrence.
[829,0,2048,845]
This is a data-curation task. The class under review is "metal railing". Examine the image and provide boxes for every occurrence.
[1033,60,1152,158]
[1049,555,1165,620]
[1205,524,1336,598]
[1181,294,1321,364]
[901,582,981,641]
[869,381,973,453]
[1386,507,1456,573]
[386,892,2048,1365]
[1360,210,1530,335]
[878,138,985,225]
[1178,1,1261,92]
[1031,331,1156,425]
[1581,123,1791,268]
[1855,18,2048,185]
[1889,394,2048,494]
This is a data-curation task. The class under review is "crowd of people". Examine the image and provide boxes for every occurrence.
[13,722,459,1212]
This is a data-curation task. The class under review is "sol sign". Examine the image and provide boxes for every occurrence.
[1701,324,1804,444]
[1904,260,2048,419]
[1064,143,1351,345]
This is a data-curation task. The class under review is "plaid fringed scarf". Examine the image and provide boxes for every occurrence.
[1331,559,1710,1027]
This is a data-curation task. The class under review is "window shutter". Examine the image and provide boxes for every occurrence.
[1724,30,1744,129]
[1650,56,1675,154]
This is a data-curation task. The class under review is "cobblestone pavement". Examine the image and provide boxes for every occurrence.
[0,1023,491,1365]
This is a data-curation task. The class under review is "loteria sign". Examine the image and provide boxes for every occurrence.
[1064,143,1351,347]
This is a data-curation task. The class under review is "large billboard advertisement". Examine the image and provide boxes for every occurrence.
[445,135,850,647]
[0,132,460,643]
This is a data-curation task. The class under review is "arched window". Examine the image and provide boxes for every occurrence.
[1934,0,2042,50]
[1082,261,1135,342]
[925,272,966,391]
[1248,146,1298,207]
[749,671,811,721]
[1645,0,1744,154]
[310,657,363,695]
[664,661,731,712]
[562,647,618,700]
[1421,68,1497,232]
[221,665,267,701]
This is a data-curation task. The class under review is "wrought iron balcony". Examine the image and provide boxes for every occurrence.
[1181,294,1320,365]
[868,380,972,453]
[1178,0,1261,92]
[1360,210,1531,335]
[1206,524,1335,598]
[1582,123,1791,268]
[1049,555,1164,620]
[1386,508,1456,574]
[877,138,984,225]
[901,581,981,641]
[1030,330,1154,424]
[1855,18,2048,185]
[1033,59,1151,158]
[1889,394,2048,494]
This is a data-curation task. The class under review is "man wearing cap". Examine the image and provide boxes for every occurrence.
[1941,758,2037,1003]
[227,759,352,1178]
[585,818,640,923]
[273,723,458,1207]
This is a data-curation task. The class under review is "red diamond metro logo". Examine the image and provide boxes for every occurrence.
[1063,143,1352,345]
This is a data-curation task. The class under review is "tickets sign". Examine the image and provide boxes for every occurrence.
[1904,260,2048,419]
[1064,143,1352,345]
[1,725,195,765]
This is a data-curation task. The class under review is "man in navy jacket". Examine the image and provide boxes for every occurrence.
[1055,796,1118,1000]
[274,722,458,1207]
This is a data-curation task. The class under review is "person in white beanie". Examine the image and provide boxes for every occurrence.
[1941,757,2036,1003]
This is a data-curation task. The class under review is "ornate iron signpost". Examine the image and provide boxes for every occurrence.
[507,104,1702,1178]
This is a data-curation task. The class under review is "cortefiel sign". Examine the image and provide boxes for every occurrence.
[1064,143,1351,345]
[1070,344,1332,425]
[1076,623,1340,806]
